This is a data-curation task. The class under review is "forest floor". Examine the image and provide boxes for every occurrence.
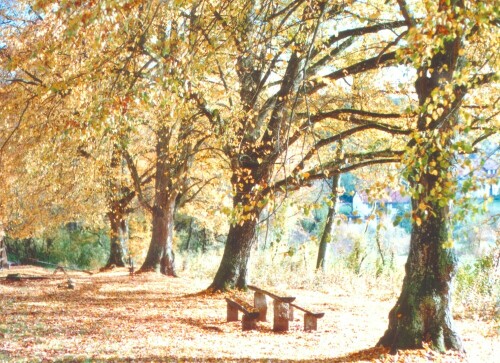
[0,266,498,362]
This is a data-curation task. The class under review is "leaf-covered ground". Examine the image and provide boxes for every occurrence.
[0,266,497,362]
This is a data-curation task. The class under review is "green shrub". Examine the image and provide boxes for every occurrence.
[47,226,109,269]
[345,237,367,275]
[5,224,109,270]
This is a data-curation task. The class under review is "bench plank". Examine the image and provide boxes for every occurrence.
[290,303,325,318]
[289,303,324,331]
[248,285,295,303]
[225,297,259,331]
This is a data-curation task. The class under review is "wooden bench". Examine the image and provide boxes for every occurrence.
[290,303,325,331]
[248,285,296,332]
[225,297,260,331]
[248,285,325,331]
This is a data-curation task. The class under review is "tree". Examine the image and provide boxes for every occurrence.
[0,6,140,266]
[1,0,213,275]
[125,115,210,276]
[103,146,136,268]
[316,174,339,271]
[114,2,213,275]
[195,0,410,291]
[378,0,499,352]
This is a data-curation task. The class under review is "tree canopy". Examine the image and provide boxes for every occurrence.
[0,0,498,355]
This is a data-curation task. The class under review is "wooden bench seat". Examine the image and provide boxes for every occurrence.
[290,303,325,331]
[248,285,296,332]
[248,285,325,331]
[225,297,260,331]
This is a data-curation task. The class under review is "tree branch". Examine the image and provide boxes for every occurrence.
[325,51,398,80]
[306,51,398,95]
[122,149,153,214]
[396,0,415,28]
[6,78,40,86]
[0,96,34,164]
[293,120,408,175]
[267,150,403,195]
[177,176,218,209]
[288,109,412,150]
[310,20,407,60]
[309,109,406,122]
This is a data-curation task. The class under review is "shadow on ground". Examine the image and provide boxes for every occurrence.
[50,347,389,362]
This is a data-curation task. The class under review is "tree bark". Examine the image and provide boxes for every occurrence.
[377,191,463,352]
[208,217,257,291]
[138,125,179,276]
[104,144,135,269]
[0,236,8,269]
[105,208,128,268]
[208,163,267,291]
[139,196,177,276]
[316,174,339,271]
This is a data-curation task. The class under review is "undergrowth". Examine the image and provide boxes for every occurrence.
[177,243,405,299]
[454,251,500,321]
[177,241,499,323]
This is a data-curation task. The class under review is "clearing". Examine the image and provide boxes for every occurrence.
[0,266,498,362]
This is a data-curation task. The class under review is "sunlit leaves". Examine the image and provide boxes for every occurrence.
[0,0,496,253]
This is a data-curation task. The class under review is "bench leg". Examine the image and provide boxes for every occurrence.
[242,314,257,331]
[289,304,294,321]
[304,313,318,331]
[254,291,267,322]
[227,303,239,322]
[273,300,290,332]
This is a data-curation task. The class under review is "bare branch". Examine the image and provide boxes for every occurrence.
[177,176,218,209]
[6,78,40,86]
[310,20,407,61]
[396,0,415,28]
[267,150,403,195]
[324,51,397,81]
[122,149,154,214]
[308,109,407,122]
[0,96,35,164]
[306,51,398,95]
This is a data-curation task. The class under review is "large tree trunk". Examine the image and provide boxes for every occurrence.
[378,190,463,352]
[105,144,134,269]
[139,197,177,276]
[316,175,339,271]
[208,158,269,292]
[379,0,465,352]
[0,235,8,269]
[138,125,178,276]
[208,217,257,291]
[105,208,128,268]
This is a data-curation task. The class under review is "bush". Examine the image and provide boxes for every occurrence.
[454,252,499,320]
[176,249,222,281]
[5,237,50,265]
[5,224,109,270]
[345,237,367,275]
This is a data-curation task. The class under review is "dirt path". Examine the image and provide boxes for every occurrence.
[0,266,497,362]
